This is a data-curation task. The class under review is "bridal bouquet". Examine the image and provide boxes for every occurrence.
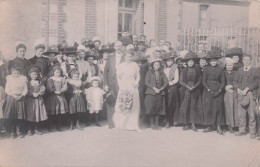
[118,89,134,113]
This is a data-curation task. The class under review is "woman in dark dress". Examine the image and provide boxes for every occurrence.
[224,58,238,133]
[202,51,226,135]
[174,51,188,125]
[8,42,30,76]
[179,52,203,131]
[29,43,49,84]
[145,58,168,130]
[43,45,60,69]
[61,46,80,79]
[0,52,9,87]
[162,52,179,128]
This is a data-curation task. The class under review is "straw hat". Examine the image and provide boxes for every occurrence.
[89,76,102,83]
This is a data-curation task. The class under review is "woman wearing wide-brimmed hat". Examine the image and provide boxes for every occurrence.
[98,44,115,78]
[202,50,226,135]
[162,52,179,128]
[225,47,243,71]
[60,46,80,79]
[43,45,60,64]
[197,50,208,71]
[178,52,203,131]
[145,58,168,130]
[85,49,101,78]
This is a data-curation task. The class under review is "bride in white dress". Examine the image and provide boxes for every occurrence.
[113,50,141,132]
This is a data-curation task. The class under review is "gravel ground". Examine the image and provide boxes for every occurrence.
[0,123,259,167]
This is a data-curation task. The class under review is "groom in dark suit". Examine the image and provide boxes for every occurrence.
[104,41,125,128]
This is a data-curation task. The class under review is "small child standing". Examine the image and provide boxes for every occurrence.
[67,69,86,130]
[25,66,48,135]
[45,65,69,131]
[145,58,168,130]
[85,76,106,127]
[4,67,28,138]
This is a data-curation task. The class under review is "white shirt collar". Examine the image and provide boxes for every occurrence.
[244,65,251,71]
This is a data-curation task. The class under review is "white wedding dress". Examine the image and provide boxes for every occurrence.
[113,62,140,131]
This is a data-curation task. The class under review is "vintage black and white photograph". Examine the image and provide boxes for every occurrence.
[0,0,260,166]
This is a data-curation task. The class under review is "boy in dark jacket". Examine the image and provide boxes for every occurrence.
[233,54,259,139]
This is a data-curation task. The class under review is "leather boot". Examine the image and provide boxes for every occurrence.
[149,116,155,129]
[56,117,62,131]
[76,121,83,130]
[16,126,24,138]
[228,125,234,133]
[69,121,74,131]
[94,113,101,127]
[192,124,198,132]
[165,122,170,129]
[27,129,33,136]
[183,124,191,130]
[217,125,224,135]
[10,126,16,139]
[203,126,212,133]
[48,116,54,132]
[154,115,161,130]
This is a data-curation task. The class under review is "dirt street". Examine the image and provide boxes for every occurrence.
[0,124,259,167]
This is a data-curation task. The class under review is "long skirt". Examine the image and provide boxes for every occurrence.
[113,87,140,130]
[256,99,260,136]
[179,88,203,124]
[4,95,26,120]
[0,102,3,119]
[69,94,86,114]
[25,97,48,122]
[202,90,225,126]
[139,86,146,117]
[145,94,166,115]
[165,85,179,124]
[224,91,239,127]
[45,94,69,115]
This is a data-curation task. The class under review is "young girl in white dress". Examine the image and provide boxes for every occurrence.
[4,67,28,138]
[113,50,142,132]
[85,76,106,126]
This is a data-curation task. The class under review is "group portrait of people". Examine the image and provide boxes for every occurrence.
[0,30,259,140]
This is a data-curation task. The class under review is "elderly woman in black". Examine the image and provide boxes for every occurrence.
[202,51,226,135]
[179,52,203,132]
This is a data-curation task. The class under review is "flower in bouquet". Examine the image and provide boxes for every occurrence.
[118,89,134,113]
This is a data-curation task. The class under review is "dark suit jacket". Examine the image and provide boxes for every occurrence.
[233,67,259,98]
[103,52,124,97]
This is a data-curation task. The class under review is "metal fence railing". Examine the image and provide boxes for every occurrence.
[179,27,260,67]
